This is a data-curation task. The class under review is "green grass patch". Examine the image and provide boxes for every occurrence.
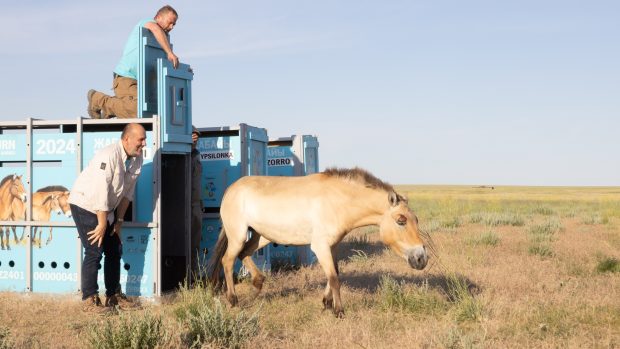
[528,218,562,243]
[532,205,555,216]
[596,257,620,273]
[528,244,554,258]
[175,281,259,348]
[85,311,167,349]
[480,213,525,227]
[179,300,259,349]
[441,217,462,229]
[582,214,609,225]
[468,212,483,224]
[466,231,500,247]
[0,326,14,349]
[445,274,484,323]
[378,275,447,316]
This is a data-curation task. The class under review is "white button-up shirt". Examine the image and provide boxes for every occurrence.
[69,140,143,214]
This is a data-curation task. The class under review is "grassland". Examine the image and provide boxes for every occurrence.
[1,185,619,348]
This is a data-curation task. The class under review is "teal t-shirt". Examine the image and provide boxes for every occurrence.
[114,19,156,80]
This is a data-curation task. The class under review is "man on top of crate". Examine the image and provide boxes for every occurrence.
[87,5,179,119]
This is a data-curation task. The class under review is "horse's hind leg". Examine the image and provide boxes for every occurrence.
[221,226,249,307]
[0,228,5,250]
[239,235,271,295]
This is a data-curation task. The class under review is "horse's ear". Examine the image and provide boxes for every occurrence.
[12,174,17,180]
[388,192,399,207]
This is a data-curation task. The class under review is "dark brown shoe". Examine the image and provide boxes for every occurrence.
[87,89,102,119]
[82,294,111,315]
[105,293,141,310]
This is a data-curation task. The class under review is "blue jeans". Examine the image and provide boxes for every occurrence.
[70,204,122,300]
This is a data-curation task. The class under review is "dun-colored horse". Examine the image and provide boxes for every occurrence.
[0,174,27,250]
[208,167,428,317]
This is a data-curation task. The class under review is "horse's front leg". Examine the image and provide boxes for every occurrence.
[312,242,344,317]
[320,245,340,310]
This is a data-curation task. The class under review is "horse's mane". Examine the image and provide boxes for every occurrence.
[0,174,16,187]
[37,185,69,192]
[323,167,394,193]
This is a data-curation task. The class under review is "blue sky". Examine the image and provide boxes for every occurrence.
[1,1,618,185]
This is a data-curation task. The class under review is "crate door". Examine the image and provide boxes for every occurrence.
[157,59,193,153]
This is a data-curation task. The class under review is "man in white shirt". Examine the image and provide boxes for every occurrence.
[69,123,146,312]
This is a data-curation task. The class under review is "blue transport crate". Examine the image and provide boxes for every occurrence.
[195,124,270,272]
[1,113,190,298]
[196,124,268,208]
[200,214,222,269]
[267,135,319,176]
[117,227,155,297]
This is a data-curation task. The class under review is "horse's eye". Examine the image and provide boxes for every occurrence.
[396,214,407,226]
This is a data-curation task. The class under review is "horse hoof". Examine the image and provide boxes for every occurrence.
[322,297,334,310]
[333,308,345,318]
[227,294,239,307]
[252,275,265,291]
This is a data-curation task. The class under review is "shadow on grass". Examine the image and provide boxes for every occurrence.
[334,240,387,260]
[341,272,482,300]
[258,270,481,304]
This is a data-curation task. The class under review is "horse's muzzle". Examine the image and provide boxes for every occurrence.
[407,246,428,270]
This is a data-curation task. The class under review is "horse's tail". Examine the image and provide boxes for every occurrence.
[206,227,228,288]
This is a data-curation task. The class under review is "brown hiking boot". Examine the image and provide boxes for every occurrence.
[87,89,102,119]
[105,292,141,310]
[82,294,112,315]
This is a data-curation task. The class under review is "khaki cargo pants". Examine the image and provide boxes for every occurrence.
[91,75,137,118]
